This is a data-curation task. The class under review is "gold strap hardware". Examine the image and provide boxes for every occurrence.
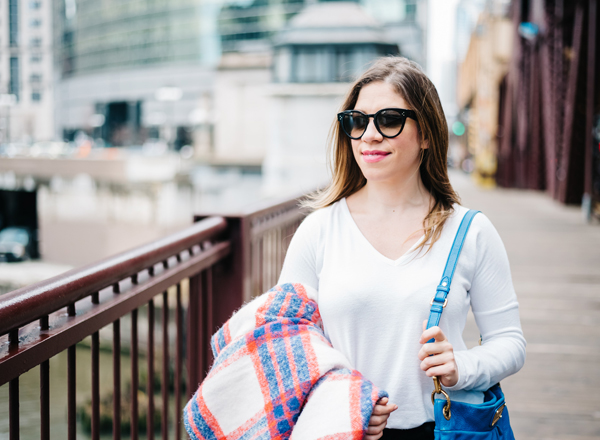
[431,376,451,420]
[430,297,448,308]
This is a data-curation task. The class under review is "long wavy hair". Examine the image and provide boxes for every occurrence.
[304,56,460,252]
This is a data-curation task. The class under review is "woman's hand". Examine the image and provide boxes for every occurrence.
[418,320,459,388]
[366,397,397,440]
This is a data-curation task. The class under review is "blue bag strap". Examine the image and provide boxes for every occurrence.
[426,210,479,342]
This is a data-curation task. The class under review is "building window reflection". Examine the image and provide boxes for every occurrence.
[275,44,398,83]
[9,57,20,101]
[9,0,19,47]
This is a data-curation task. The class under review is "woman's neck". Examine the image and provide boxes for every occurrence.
[352,172,432,216]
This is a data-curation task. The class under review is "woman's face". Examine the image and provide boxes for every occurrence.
[350,81,424,185]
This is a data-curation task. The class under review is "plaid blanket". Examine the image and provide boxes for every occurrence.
[184,283,387,440]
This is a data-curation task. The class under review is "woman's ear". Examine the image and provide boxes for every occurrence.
[421,139,430,150]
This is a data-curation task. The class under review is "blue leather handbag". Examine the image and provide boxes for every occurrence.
[426,210,515,440]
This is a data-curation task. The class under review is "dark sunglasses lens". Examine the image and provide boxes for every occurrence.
[341,112,368,139]
[376,110,405,137]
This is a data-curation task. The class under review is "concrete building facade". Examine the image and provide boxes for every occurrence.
[0,0,55,143]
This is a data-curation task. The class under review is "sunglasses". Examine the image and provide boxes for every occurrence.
[337,108,418,140]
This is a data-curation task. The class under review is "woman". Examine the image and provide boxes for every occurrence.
[277,57,526,439]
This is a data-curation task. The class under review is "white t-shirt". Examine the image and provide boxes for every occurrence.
[278,198,526,429]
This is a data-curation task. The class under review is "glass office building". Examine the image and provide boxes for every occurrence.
[54,0,423,76]
[52,0,425,146]
[55,0,204,77]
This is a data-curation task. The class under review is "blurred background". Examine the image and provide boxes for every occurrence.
[0,0,596,274]
[1,0,599,438]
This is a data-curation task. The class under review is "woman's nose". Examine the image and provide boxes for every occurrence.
[362,118,383,142]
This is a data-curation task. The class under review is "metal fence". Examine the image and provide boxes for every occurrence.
[0,194,307,440]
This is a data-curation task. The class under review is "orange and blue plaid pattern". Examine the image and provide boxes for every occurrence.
[184,283,387,440]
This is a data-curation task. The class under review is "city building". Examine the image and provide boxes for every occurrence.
[52,0,214,148]
[0,0,427,264]
[456,0,511,187]
[0,0,55,144]
[52,0,427,154]
[262,1,400,193]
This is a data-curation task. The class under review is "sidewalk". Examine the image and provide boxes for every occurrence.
[450,170,600,440]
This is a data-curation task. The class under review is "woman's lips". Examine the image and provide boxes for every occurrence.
[362,150,390,163]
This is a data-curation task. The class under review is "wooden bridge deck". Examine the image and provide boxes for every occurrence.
[451,169,600,440]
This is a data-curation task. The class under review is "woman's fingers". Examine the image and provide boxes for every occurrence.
[371,400,398,416]
[419,351,459,386]
[369,414,388,426]
[419,350,454,370]
[367,398,397,439]
[417,340,452,360]
[366,420,388,434]
[418,322,459,387]
[419,325,447,344]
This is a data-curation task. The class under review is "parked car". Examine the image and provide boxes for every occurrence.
[0,227,33,262]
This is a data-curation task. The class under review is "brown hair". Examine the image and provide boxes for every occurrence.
[304,56,460,252]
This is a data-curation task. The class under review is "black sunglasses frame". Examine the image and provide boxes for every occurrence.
[337,108,418,140]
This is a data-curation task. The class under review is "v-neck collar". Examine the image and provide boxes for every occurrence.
[340,198,426,267]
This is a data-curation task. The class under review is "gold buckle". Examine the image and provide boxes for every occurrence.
[491,403,506,426]
[431,376,451,420]
[430,297,448,308]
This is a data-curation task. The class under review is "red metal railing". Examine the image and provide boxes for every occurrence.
[0,194,307,439]
[195,192,308,303]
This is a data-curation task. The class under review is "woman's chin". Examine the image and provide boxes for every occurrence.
[362,169,406,184]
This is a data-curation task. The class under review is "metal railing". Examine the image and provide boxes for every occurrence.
[0,193,307,439]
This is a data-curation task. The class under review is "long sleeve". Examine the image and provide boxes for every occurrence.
[446,214,527,392]
[278,209,326,297]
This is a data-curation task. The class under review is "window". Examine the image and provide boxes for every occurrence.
[30,1,42,9]
[9,57,19,101]
[30,37,42,47]
[31,91,42,102]
[405,2,417,21]
[30,19,42,28]
[285,43,398,83]
[9,0,19,46]
[30,73,42,83]
[30,54,42,63]
[293,47,332,83]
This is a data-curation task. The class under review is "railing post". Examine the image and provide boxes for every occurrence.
[195,215,248,333]
[187,273,201,399]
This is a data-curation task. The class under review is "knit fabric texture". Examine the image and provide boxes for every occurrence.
[184,282,387,440]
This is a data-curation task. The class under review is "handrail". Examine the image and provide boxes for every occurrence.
[196,191,310,302]
[0,191,309,439]
[0,216,227,337]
